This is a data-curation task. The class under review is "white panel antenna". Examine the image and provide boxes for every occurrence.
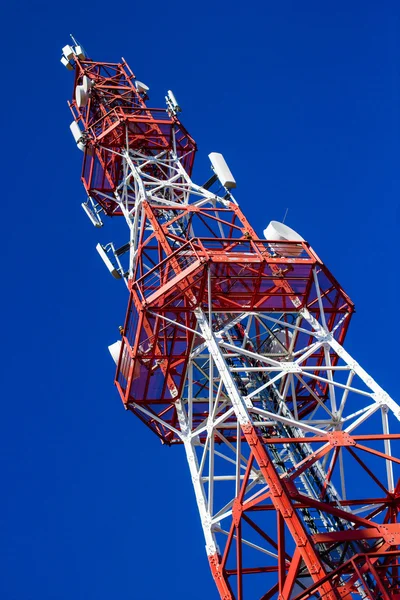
[61,56,73,70]
[74,46,86,59]
[81,200,103,228]
[209,153,237,189]
[62,45,74,60]
[166,90,181,114]
[96,243,122,279]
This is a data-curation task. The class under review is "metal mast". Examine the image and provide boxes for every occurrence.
[62,41,400,600]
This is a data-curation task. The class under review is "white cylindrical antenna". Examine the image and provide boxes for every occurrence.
[70,121,90,152]
[75,85,88,108]
[61,56,73,70]
[96,244,121,279]
[263,221,304,257]
[135,80,150,94]
[167,90,181,113]
[208,153,237,189]
[81,201,103,228]
[70,121,83,144]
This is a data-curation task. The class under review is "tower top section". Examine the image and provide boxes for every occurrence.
[62,40,196,216]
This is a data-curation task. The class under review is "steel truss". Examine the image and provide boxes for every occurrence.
[64,47,400,600]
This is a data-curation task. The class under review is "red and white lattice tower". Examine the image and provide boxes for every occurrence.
[62,40,400,600]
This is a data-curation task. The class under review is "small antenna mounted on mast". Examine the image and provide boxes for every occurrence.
[69,34,88,59]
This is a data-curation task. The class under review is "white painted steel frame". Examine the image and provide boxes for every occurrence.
[106,122,400,584]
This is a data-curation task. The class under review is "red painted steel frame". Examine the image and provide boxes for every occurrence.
[67,50,400,600]
[207,430,400,600]
[69,58,196,215]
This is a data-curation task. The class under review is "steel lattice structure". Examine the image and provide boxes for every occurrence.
[63,41,400,600]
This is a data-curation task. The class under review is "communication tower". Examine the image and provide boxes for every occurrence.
[62,40,400,599]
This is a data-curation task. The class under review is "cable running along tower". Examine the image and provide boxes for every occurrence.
[62,41,400,600]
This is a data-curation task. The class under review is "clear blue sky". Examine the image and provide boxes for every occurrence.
[1,1,399,599]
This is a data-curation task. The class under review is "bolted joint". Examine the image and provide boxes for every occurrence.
[328,431,356,447]
[232,498,243,528]
[378,524,400,545]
